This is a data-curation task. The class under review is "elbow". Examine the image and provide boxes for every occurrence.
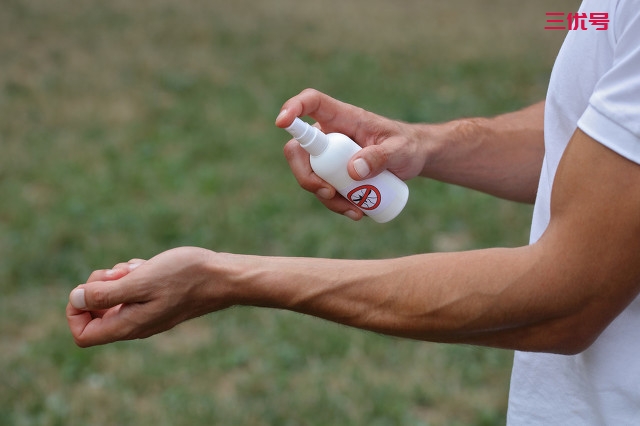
[514,332,597,356]
[551,332,599,356]
[525,314,608,355]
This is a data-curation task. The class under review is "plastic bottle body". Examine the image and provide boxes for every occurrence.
[284,117,408,223]
[312,133,408,223]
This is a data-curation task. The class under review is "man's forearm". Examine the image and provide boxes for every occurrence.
[417,101,545,203]
[216,244,587,354]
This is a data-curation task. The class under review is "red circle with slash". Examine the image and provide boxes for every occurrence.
[347,185,381,210]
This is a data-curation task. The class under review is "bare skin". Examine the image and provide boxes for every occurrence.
[67,89,640,355]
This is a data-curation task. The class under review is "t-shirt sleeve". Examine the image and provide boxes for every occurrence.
[578,0,640,164]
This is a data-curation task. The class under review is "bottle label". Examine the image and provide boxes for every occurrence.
[342,179,396,213]
[347,185,382,210]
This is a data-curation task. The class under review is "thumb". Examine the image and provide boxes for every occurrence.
[348,145,388,181]
[69,278,138,311]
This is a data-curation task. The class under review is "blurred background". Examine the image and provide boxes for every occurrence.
[1,0,577,424]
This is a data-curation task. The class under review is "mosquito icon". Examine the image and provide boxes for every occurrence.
[348,185,382,210]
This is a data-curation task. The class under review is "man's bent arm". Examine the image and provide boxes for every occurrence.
[278,89,545,210]
[417,101,545,203]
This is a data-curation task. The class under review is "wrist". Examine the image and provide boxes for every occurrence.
[202,252,277,309]
[416,118,487,179]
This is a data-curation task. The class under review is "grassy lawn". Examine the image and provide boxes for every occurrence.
[1,0,576,424]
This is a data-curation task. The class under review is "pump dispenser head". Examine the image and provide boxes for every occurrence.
[285,118,329,156]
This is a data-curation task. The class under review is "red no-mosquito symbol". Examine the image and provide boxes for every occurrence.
[348,185,381,210]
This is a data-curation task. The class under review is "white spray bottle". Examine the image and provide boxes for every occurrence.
[284,118,408,223]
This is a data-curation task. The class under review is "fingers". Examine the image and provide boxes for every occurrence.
[348,145,388,181]
[110,258,146,276]
[68,257,152,346]
[283,138,335,198]
[66,302,95,346]
[275,88,339,127]
[349,132,421,182]
[87,259,146,283]
[283,138,363,220]
[87,268,126,283]
[314,197,363,219]
[275,88,364,135]
[76,259,147,309]
[70,258,148,311]
[67,275,146,347]
[66,301,132,347]
[69,281,125,311]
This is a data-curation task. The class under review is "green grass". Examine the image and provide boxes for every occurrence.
[1,0,577,424]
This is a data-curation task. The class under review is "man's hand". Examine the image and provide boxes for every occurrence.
[276,88,428,220]
[277,89,545,208]
[66,247,228,347]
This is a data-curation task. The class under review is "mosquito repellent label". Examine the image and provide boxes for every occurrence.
[347,185,381,210]
[342,179,396,213]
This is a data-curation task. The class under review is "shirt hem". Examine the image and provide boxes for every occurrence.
[578,105,640,165]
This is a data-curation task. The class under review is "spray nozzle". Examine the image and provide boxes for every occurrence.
[285,118,329,156]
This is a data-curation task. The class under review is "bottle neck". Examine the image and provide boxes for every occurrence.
[298,127,328,156]
[285,118,329,156]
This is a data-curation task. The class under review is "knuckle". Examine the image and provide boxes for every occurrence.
[120,323,140,341]
[283,140,298,161]
[73,332,95,348]
[301,87,319,97]
[87,270,103,282]
[112,262,129,270]
[363,145,388,172]
[91,288,111,308]
[75,337,91,348]
[299,176,322,193]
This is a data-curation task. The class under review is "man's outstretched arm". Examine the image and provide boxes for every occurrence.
[68,129,640,354]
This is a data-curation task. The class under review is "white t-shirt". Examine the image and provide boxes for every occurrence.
[507,0,640,424]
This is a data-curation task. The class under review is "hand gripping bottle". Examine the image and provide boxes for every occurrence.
[285,118,409,223]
